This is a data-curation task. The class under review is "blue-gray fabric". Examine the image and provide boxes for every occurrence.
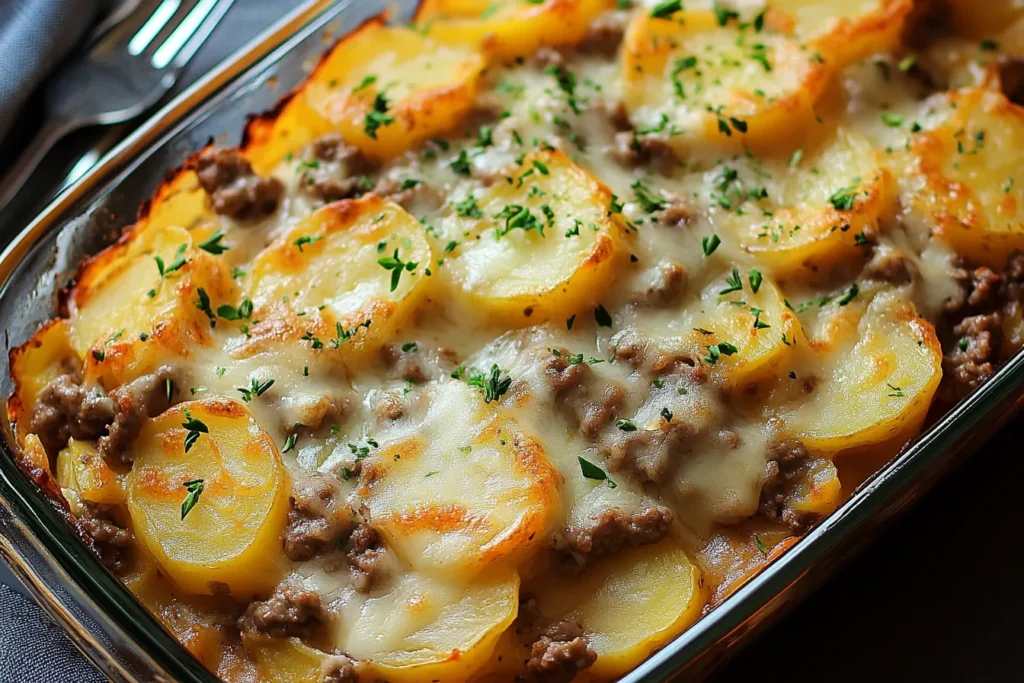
[0,0,102,140]
[0,1,293,680]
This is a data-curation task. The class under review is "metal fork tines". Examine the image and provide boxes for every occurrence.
[0,0,235,215]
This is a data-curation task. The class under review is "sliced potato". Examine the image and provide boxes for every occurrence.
[415,0,609,62]
[684,275,801,389]
[726,128,896,278]
[246,637,338,683]
[766,0,913,67]
[240,195,433,359]
[68,225,236,387]
[528,540,704,679]
[358,381,560,580]
[787,457,842,519]
[8,319,75,443]
[621,11,828,153]
[126,399,290,597]
[246,20,484,167]
[56,439,124,509]
[441,149,631,324]
[778,292,942,454]
[338,570,519,683]
[908,88,1024,269]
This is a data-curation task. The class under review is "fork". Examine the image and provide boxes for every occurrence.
[0,0,236,215]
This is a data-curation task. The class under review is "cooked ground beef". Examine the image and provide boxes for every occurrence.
[578,385,625,439]
[542,350,588,392]
[653,198,694,227]
[901,0,950,51]
[577,10,627,58]
[601,420,693,483]
[282,474,353,562]
[373,392,406,421]
[555,505,673,574]
[599,99,632,133]
[758,439,811,530]
[79,505,133,574]
[607,328,648,368]
[98,366,178,465]
[196,148,284,220]
[379,343,456,384]
[29,371,114,456]
[345,523,386,593]
[642,262,686,305]
[608,131,677,173]
[997,56,1024,106]
[941,253,1024,398]
[525,626,598,683]
[532,46,566,69]
[237,586,328,640]
[372,176,444,211]
[863,248,914,284]
[320,655,358,683]
[298,134,377,203]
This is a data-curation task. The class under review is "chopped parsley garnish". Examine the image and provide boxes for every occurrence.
[720,268,743,295]
[449,149,472,176]
[402,341,419,352]
[217,298,253,321]
[837,283,859,306]
[704,342,738,365]
[703,234,722,256]
[455,194,483,218]
[237,377,275,403]
[495,204,545,237]
[155,244,187,278]
[294,235,323,252]
[566,314,576,330]
[616,418,637,432]
[828,186,858,211]
[377,248,418,292]
[195,288,216,327]
[755,535,770,555]
[353,74,377,92]
[181,409,208,453]
[979,38,999,51]
[660,407,673,422]
[649,0,681,18]
[594,304,613,327]
[578,456,617,488]
[180,479,204,520]
[631,180,666,213]
[898,55,916,72]
[364,91,394,139]
[854,232,871,246]
[749,269,763,293]
[713,2,740,25]
[886,382,905,398]
[959,337,970,351]
[400,178,423,190]
[478,364,512,404]
[789,149,804,167]
[198,231,229,255]
[476,125,494,148]
[282,432,297,453]
[880,112,904,127]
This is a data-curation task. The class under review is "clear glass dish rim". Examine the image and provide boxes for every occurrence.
[0,2,1021,681]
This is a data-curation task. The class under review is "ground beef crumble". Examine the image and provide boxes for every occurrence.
[299,134,378,203]
[525,625,598,683]
[29,371,114,456]
[238,586,329,640]
[282,474,353,562]
[196,148,284,220]
[554,506,673,574]
[344,522,386,593]
[98,366,178,465]
[941,253,1024,399]
[758,439,811,530]
[79,504,133,574]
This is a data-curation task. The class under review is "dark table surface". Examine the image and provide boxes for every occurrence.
[1,1,1019,680]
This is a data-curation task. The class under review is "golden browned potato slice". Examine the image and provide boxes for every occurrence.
[766,0,913,67]
[441,149,631,325]
[338,570,519,683]
[8,319,75,443]
[126,399,290,596]
[245,637,343,683]
[787,457,842,519]
[358,380,561,580]
[726,128,896,278]
[908,88,1024,269]
[621,10,828,153]
[56,439,124,510]
[683,274,802,389]
[67,225,236,388]
[778,291,942,454]
[246,19,485,168]
[528,540,704,679]
[414,0,609,62]
[240,195,433,359]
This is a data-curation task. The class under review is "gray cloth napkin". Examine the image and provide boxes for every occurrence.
[0,0,106,140]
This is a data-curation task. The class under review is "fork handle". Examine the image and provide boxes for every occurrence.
[0,119,75,217]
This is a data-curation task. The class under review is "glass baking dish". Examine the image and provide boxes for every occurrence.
[2,1,1023,681]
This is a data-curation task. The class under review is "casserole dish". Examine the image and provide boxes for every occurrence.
[2,0,1024,681]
